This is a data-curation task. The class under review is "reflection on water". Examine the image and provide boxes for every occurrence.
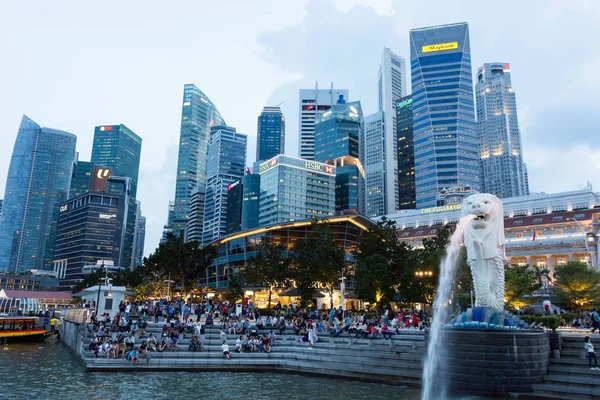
[0,341,419,400]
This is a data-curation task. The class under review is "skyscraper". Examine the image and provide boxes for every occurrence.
[378,47,407,213]
[131,201,146,267]
[241,173,260,231]
[314,99,365,214]
[476,63,529,198]
[256,106,285,162]
[0,115,77,272]
[298,83,349,160]
[362,111,386,218]
[225,179,243,235]
[172,84,226,237]
[69,159,92,199]
[91,124,142,268]
[161,200,175,244]
[201,126,247,244]
[397,95,416,210]
[409,22,479,208]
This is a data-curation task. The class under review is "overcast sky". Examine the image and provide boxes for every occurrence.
[1,0,598,257]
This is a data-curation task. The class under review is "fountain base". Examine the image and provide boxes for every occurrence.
[429,328,550,396]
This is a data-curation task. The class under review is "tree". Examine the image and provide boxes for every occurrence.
[551,261,600,310]
[293,219,345,309]
[244,239,290,311]
[226,274,244,304]
[504,264,542,311]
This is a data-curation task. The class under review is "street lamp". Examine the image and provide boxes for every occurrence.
[164,273,174,301]
[339,276,346,312]
[569,217,593,268]
[95,260,108,318]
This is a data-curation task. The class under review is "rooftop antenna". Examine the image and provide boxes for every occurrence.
[276,101,284,107]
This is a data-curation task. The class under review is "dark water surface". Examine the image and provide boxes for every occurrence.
[0,340,422,400]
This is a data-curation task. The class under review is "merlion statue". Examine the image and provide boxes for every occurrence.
[462,193,507,311]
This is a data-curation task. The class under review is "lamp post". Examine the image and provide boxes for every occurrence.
[164,273,174,301]
[95,260,107,318]
[569,217,593,267]
[339,276,346,312]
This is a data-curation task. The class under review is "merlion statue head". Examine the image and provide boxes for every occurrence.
[462,193,506,258]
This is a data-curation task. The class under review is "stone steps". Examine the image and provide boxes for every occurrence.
[531,383,600,399]
[543,373,600,387]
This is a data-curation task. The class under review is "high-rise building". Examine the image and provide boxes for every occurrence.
[91,124,142,269]
[397,95,416,210]
[259,155,336,226]
[172,84,226,237]
[362,111,386,218]
[69,159,92,199]
[257,106,285,163]
[226,179,243,235]
[55,191,127,292]
[0,200,3,218]
[131,201,146,268]
[314,99,365,215]
[298,83,349,160]
[0,116,77,272]
[161,200,175,244]
[409,22,479,208]
[476,62,529,198]
[241,173,260,231]
[378,47,407,213]
[185,187,204,243]
[201,126,247,244]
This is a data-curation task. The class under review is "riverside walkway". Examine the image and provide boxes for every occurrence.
[68,320,425,385]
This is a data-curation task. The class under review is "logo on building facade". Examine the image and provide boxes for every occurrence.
[304,161,335,174]
[420,203,462,214]
[422,41,458,53]
[397,98,413,109]
[60,204,69,212]
[91,167,113,192]
[259,157,278,174]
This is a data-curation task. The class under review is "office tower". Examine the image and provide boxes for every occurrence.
[161,200,175,244]
[0,116,77,272]
[362,112,386,218]
[55,191,127,291]
[298,82,349,160]
[409,22,479,208]
[69,159,92,199]
[257,106,285,162]
[259,155,335,226]
[131,201,146,267]
[378,47,407,213]
[0,200,3,218]
[476,63,529,198]
[185,187,204,243]
[91,124,142,269]
[226,179,243,235]
[397,95,416,209]
[241,173,260,231]
[172,84,226,237]
[314,99,365,215]
[201,126,247,244]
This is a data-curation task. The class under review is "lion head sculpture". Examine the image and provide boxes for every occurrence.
[462,193,506,260]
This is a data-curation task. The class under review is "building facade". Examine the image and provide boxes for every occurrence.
[131,201,145,268]
[314,100,365,215]
[226,179,243,235]
[409,22,479,208]
[184,187,204,243]
[256,106,285,163]
[298,83,349,160]
[476,62,529,198]
[172,84,226,237]
[241,173,260,231]
[0,116,77,272]
[380,188,600,281]
[201,126,247,244]
[378,47,407,214]
[397,95,416,210]
[161,200,175,244]
[362,111,386,218]
[258,155,336,226]
[91,124,142,269]
[69,160,92,199]
[55,191,127,292]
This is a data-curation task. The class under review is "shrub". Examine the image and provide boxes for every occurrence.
[519,314,561,331]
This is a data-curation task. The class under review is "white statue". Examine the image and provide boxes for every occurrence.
[462,193,508,311]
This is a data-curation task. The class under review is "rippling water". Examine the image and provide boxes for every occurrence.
[0,340,420,400]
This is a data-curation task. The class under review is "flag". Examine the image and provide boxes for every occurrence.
[532,231,537,241]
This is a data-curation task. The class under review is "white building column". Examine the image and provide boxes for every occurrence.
[546,255,554,280]
[568,254,574,262]
[526,256,532,267]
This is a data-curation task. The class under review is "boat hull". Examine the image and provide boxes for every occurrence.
[0,330,52,343]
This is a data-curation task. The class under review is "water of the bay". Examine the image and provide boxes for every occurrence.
[0,340,420,400]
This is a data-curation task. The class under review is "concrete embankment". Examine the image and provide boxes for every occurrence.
[62,320,425,386]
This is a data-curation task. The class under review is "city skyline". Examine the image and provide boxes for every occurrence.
[1,1,598,257]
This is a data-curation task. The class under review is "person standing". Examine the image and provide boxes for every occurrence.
[308,322,317,349]
[591,309,600,334]
[585,336,599,370]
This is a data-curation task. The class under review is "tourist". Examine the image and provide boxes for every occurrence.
[125,333,135,351]
[235,336,243,353]
[88,337,99,358]
[127,347,139,366]
[268,330,277,346]
[591,309,600,334]
[159,334,169,352]
[308,322,317,349]
[139,340,148,359]
[147,334,158,352]
[222,341,231,359]
[585,336,599,370]
[117,335,127,358]
[188,335,202,352]
[219,328,227,342]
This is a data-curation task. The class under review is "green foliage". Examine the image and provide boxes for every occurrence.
[226,274,244,304]
[504,264,542,310]
[519,314,562,331]
[551,261,600,310]
[292,219,345,308]
[244,239,290,310]
[452,250,473,309]
[71,265,146,294]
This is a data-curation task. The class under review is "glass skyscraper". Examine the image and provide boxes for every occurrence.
[172,84,226,237]
[91,124,142,269]
[69,159,92,199]
[258,155,335,226]
[314,100,365,214]
[201,126,247,244]
[476,62,529,198]
[241,173,260,231]
[256,106,285,162]
[397,95,416,210]
[409,22,479,208]
[0,115,77,272]
[362,111,386,218]
[226,179,243,235]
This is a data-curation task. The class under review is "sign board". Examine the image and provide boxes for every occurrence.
[422,41,458,53]
[91,167,113,192]
[420,203,462,214]
[397,98,413,109]
[305,161,335,174]
[60,204,69,212]
[259,157,278,174]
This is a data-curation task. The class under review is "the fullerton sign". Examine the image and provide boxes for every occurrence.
[420,203,462,214]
